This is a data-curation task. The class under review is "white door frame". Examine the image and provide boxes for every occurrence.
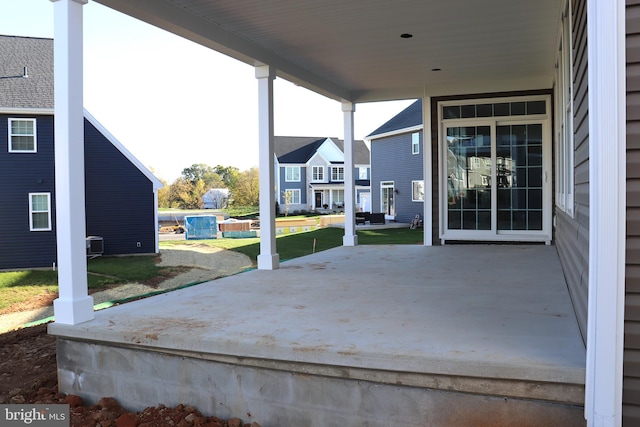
[437,95,552,244]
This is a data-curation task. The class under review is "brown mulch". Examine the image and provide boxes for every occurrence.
[0,323,260,427]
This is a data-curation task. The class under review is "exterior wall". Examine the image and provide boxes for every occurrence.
[0,114,57,269]
[370,131,424,223]
[278,165,307,206]
[83,119,156,256]
[625,0,640,422]
[0,115,156,269]
[307,157,327,184]
[555,0,589,342]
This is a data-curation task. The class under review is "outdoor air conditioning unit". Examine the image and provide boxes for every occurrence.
[86,236,104,258]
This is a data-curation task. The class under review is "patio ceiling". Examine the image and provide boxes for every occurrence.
[95,0,562,102]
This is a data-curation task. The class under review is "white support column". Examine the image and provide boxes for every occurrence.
[51,0,93,324]
[585,0,626,426]
[342,102,357,246]
[256,65,279,270]
[422,96,433,246]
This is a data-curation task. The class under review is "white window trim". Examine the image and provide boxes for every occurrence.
[380,180,395,214]
[8,118,37,153]
[555,1,575,217]
[29,192,51,231]
[285,166,301,182]
[285,188,301,204]
[332,189,345,203]
[331,166,345,181]
[358,167,368,180]
[412,180,425,202]
[312,165,324,182]
[437,95,552,243]
[412,132,420,155]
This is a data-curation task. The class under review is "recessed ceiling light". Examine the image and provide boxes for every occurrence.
[400,33,413,39]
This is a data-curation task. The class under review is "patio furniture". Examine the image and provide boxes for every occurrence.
[369,213,386,224]
[355,212,370,225]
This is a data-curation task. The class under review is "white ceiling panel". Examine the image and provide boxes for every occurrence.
[96,0,563,102]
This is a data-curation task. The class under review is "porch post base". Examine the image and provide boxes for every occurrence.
[53,296,94,325]
[258,253,280,270]
[343,234,358,247]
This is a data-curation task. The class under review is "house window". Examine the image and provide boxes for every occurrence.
[285,189,301,204]
[29,193,51,231]
[412,180,425,201]
[359,167,368,180]
[285,166,301,182]
[555,0,574,216]
[331,166,344,181]
[332,189,344,208]
[312,166,324,181]
[412,132,420,155]
[9,118,37,152]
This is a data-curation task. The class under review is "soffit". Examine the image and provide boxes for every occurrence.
[95,0,562,102]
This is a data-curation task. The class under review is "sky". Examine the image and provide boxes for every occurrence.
[1,0,415,182]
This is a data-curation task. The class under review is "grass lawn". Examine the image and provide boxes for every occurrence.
[0,256,165,312]
[0,227,422,311]
[161,227,423,263]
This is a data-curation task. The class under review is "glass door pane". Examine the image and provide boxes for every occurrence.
[446,126,492,231]
[496,124,543,231]
[381,185,395,215]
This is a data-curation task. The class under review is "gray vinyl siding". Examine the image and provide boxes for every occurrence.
[0,114,57,270]
[370,131,424,223]
[84,119,156,256]
[279,166,307,205]
[555,0,589,344]
[625,0,640,422]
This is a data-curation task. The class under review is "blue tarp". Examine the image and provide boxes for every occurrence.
[184,215,217,240]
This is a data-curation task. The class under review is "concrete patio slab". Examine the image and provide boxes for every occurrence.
[49,244,586,425]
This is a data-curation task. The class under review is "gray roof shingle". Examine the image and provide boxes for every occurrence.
[367,99,422,138]
[0,35,54,110]
[275,136,369,164]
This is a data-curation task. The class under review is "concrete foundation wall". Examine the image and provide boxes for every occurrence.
[57,339,585,427]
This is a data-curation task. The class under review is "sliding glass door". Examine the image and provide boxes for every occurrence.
[440,96,551,243]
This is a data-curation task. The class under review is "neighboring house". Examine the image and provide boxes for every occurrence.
[0,35,162,270]
[274,136,371,212]
[366,100,424,223]
[202,188,229,209]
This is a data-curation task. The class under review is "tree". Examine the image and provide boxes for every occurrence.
[281,190,293,216]
[157,178,171,208]
[181,164,224,189]
[166,177,206,209]
[232,167,259,206]
[213,165,240,190]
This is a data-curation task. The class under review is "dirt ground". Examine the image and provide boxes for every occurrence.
[0,246,260,427]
